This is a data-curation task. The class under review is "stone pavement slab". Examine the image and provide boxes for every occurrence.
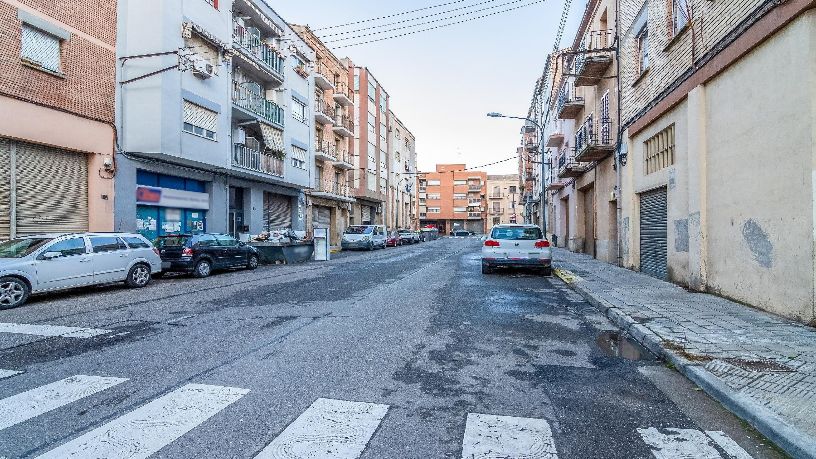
[552,248,816,459]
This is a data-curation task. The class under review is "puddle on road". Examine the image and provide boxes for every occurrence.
[596,332,656,361]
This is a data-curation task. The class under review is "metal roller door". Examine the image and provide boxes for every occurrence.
[263,192,292,230]
[313,206,331,229]
[640,188,668,280]
[0,140,10,240]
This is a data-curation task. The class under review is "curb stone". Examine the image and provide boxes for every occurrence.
[555,268,816,459]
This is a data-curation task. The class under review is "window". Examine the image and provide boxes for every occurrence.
[427,179,441,186]
[427,207,441,213]
[509,186,517,193]
[196,234,218,247]
[292,99,307,123]
[216,235,239,247]
[368,81,376,100]
[637,28,649,74]
[673,0,689,36]
[453,207,467,213]
[491,226,542,240]
[42,238,86,258]
[644,124,675,174]
[183,101,218,140]
[90,237,127,253]
[21,25,62,73]
[367,171,376,191]
[453,193,467,200]
[453,180,467,186]
[123,237,151,249]
[291,145,307,169]
[493,217,501,226]
[427,193,440,200]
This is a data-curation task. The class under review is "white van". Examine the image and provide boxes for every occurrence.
[341,225,387,251]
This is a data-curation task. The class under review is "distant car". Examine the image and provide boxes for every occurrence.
[0,233,162,309]
[155,233,258,278]
[397,229,419,244]
[452,230,470,237]
[341,225,387,251]
[386,230,402,247]
[481,224,552,276]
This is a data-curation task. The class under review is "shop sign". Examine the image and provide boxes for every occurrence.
[137,186,209,210]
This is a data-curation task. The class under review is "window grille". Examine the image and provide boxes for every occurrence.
[644,124,675,174]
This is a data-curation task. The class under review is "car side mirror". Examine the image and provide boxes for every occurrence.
[41,251,61,260]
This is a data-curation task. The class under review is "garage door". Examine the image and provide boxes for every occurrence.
[0,138,89,239]
[263,192,292,230]
[313,206,331,229]
[640,187,668,280]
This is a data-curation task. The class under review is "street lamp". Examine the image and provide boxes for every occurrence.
[486,112,550,238]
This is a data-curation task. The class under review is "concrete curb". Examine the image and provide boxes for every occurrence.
[555,268,816,459]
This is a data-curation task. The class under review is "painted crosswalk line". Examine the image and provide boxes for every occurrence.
[0,322,111,338]
[461,413,559,459]
[0,369,22,380]
[638,427,753,459]
[255,398,389,459]
[36,383,248,459]
[0,375,127,431]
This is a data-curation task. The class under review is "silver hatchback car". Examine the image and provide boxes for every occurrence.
[481,224,553,275]
[0,233,162,309]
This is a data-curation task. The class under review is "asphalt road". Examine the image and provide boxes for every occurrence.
[0,238,787,458]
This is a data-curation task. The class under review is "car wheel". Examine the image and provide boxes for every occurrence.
[481,263,493,275]
[0,277,29,309]
[247,255,259,270]
[193,259,212,278]
[368,242,374,251]
[125,263,151,288]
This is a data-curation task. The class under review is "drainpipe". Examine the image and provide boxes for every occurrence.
[613,0,624,268]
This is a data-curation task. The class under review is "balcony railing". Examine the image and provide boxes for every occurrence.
[557,152,589,179]
[574,116,615,162]
[232,22,285,79]
[333,82,354,106]
[314,61,336,90]
[314,140,337,160]
[335,149,354,166]
[314,179,352,198]
[232,84,284,127]
[490,208,504,215]
[573,30,616,87]
[333,114,354,136]
[233,144,284,177]
[314,99,335,124]
[556,83,584,119]
[468,185,482,191]
[468,212,482,219]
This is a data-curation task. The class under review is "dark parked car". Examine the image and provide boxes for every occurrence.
[154,234,259,278]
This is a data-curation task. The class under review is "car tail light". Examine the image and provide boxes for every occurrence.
[484,240,500,247]
[535,240,551,248]
[153,248,161,257]
[182,247,194,257]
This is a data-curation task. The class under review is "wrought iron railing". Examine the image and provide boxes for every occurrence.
[573,29,615,78]
[314,179,351,197]
[232,22,284,77]
[314,140,337,159]
[575,116,613,153]
[314,99,335,121]
[334,82,354,103]
[336,150,353,165]
[233,144,284,177]
[232,83,284,126]
[556,83,584,114]
[315,61,335,86]
[334,114,354,133]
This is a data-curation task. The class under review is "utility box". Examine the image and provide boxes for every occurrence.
[313,227,329,261]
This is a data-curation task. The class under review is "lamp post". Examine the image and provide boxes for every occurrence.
[487,112,549,238]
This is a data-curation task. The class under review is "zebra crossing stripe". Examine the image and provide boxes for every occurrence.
[0,369,22,380]
[461,413,558,459]
[637,427,753,459]
[36,383,248,459]
[255,398,389,459]
[0,375,127,431]
[0,322,111,338]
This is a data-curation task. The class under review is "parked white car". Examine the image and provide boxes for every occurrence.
[481,224,553,275]
[0,233,162,309]
[341,225,387,251]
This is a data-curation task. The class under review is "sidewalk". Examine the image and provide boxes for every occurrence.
[552,248,816,459]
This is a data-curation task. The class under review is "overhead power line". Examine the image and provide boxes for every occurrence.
[332,0,547,49]
[313,0,473,31]
[325,0,528,43]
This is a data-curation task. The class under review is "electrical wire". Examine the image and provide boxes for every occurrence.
[332,0,547,49]
[313,0,473,31]
[324,0,528,43]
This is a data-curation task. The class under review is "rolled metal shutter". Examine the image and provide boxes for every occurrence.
[361,205,371,223]
[640,188,668,280]
[15,142,88,236]
[0,139,10,240]
[263,192,292,230]
[313,206,331,228]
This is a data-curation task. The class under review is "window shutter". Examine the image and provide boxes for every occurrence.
[183,101,218,132]
[21,25,61,72]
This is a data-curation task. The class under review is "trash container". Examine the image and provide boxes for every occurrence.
[313,227,329,261]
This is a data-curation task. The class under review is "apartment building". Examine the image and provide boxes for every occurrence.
[418,164,487,234]
[347,62,389,225]
[291,25,355,247]
[387,112,418,230]
[518,126,541,225]
[486,175,520,227]
[115,0,315,240]
[0,0,117,238]
[546,0,619,263]
[617,0,815,322]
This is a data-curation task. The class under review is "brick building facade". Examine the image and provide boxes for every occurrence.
[418,164,487,234]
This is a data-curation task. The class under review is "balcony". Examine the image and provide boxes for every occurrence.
[557,153,589,178]
[232,84,284,128]
[547,181,565,191]
[232,21,284,84]
[314,62,335,91]
[333,82,354,106]
[546,132,564,147]
[332,115,354,137]
[574,30,615,87]
[524,139,538,151]
[334,150,354,170]
[467,212,482,219]
[574,116,615,162]
[312,178,355,203]
[468,185,482,192]
[490,208,503,215]
[314,100,335,126]
[489,193,503,199]
[556,84,584,120]
[233,144,284,177]
[468,200,482,206]
[314,140,337,162]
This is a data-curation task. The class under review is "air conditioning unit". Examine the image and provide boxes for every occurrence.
[233,128,246,145]
[191,56,215,79]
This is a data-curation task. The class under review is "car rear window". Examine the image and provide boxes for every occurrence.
[123,236,151,249]
[155,236,191,248]
[90,236,128,253]
[491,227,543,240]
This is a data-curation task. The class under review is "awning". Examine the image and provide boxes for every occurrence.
[259,122,285,156]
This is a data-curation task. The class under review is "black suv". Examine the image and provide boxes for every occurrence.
[155,234,259,278]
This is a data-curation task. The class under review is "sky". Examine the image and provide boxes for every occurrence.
[271,0,582,174]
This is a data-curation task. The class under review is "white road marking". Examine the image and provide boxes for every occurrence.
[461,413,558,459]
[255,398,389,459]
[706,431,754,459]
[638,427,753,459]
[0,369,22,380]
[36,383,248,459]
[0,375,127,431]
[0,322,111,338]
